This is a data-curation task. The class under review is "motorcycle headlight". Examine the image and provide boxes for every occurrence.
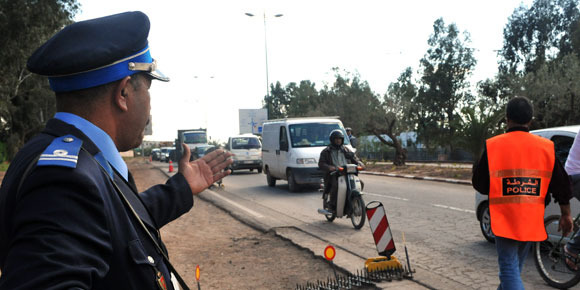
[296,158,316,164]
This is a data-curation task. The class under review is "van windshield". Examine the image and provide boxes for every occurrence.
[232,137,261,149]
[289,123,349,148]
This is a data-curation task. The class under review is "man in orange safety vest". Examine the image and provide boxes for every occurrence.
[472,96,573,289]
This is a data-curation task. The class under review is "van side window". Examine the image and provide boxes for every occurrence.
[280,127,288,151]
[552,135,574,165]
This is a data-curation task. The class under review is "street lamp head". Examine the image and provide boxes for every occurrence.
[245,13,254,17]
[274,14,283,17]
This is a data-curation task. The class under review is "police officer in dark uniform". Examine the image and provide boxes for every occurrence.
[0,11,233,290]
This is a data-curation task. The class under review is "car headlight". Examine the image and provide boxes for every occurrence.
[296,158,316,164]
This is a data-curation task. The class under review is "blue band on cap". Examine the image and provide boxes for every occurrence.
[48,46,153,92]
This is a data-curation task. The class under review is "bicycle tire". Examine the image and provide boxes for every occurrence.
[534,215,580,289]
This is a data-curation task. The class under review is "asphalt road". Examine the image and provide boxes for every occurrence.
[155,161,565,290]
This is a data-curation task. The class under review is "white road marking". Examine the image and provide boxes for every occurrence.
[432,204,475,214]
[206,189,264,218]
[364,193,474,214]
[365,192,409,201]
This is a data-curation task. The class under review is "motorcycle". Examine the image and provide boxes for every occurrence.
[317,164,366,229]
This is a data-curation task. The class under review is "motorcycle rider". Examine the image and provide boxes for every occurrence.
[319,129,365,214]
[345,127,358,148]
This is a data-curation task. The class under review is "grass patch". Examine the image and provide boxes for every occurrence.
[0,162,9,171]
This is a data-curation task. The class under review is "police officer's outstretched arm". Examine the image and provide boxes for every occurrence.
[179,143,233,194]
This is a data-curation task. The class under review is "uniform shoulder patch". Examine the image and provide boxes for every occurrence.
[37,135,83,168]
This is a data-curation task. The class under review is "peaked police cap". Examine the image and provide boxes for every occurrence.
[27,11,169,93]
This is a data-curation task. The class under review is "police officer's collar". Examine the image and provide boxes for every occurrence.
[54,113,129,181]
[507,126,529,133]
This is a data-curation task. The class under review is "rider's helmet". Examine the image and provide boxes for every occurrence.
[329,129,344,148]
[345,127,352,136]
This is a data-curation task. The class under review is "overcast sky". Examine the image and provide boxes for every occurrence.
[76,0,531,143]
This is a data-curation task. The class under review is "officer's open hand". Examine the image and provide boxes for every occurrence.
[178,143,233,195]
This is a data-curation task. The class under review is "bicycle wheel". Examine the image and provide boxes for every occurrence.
[350,195,365,230]
[534,215,580,289]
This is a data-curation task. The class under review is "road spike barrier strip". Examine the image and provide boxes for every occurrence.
[295,266,414,290]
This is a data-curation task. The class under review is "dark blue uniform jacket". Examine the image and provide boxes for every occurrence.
[0,119,194,289]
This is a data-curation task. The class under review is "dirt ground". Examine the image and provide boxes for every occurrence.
[364,163,472,180]
[129,158,365,290]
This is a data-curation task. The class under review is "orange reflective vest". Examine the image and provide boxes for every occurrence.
[487,131,555,241]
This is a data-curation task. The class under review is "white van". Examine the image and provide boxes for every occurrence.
[261,117,352,192]
[225,134,262,174]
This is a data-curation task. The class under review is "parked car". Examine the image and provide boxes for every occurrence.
[225,134,262,174]
[160,146,173,162]
[191,144,215,161]
[151,148,161,161]
[475,125,580,243]
[168,148,176,162]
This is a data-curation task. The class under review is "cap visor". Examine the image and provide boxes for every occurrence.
[148,69,169,82]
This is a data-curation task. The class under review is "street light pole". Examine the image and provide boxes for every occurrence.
[245,12,283,100]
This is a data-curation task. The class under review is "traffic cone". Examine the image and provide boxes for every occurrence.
[168,160,174,173]
[149,155,152,162]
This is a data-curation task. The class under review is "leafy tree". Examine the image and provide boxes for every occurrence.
[208,139,225,149]
[262,81,288,119]
[318,68,377,136]
[512,53,580,127]
[285,80,320,117]
[0,0,80,159]
[499,0,580,75]
[458,98,505,161]
[417,18,476,150]
[366,67,416,165]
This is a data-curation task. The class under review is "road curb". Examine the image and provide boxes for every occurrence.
[360,171,472,185]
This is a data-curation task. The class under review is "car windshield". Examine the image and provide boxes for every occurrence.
[231,137,261,149]
[184,132,207,144]
[289,123,349,148]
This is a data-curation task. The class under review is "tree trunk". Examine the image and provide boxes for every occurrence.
[570,91,575,124]
[374,132,407,166]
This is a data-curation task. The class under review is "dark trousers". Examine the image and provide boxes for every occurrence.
[323,176,339,210]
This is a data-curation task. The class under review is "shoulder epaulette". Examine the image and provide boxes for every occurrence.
[37,135,83,168]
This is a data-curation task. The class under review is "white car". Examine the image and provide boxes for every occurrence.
[225,134,262,174]
[159,146,173,163]
[475,125,580,243]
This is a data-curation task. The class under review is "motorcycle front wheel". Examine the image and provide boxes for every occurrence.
[350,195,365,229]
